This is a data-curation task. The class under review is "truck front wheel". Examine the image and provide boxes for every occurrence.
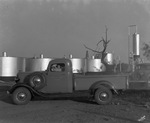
[94,86,112,105]
[12,87,31,105]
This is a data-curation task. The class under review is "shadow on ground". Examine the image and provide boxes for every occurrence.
[33,95,96,105]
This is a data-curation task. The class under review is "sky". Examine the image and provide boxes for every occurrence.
[0,0,150,62]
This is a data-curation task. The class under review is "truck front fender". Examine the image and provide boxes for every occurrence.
[8,83,39,97]
[89,80,118,95]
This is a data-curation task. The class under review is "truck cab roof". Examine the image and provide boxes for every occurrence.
[49,58,72,64]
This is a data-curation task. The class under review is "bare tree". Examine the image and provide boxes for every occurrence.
[84,26,111,61]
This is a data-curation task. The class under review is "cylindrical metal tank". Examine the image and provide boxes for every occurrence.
[0,57,26,77]
[70,58,85,73]
[133,33,140,56]
[104,53,114,65]
[25,57,53,72]
[86,59,106,72]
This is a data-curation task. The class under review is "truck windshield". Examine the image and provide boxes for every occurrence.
[50,63,65,72]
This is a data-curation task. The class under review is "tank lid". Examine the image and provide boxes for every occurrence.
[69,54,73,59]
[40,54,44,58]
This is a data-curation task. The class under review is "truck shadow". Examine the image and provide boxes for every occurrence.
[33,91,96,104]
[33,96,96,105]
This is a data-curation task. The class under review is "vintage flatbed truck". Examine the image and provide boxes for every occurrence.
[7,58,150,105]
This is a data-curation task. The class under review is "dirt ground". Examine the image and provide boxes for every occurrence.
[0,85,150,123]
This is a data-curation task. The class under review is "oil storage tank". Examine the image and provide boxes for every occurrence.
[0,52,26,81]
[133,33,140,56]
[25,55,53,72]
[86,59,106,72]
[104,53,114,65]
[70,58,85,73]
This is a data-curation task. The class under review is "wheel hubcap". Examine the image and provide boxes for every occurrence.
[33,76,41,85]
[17,92,26,101]
[99,92,108,101]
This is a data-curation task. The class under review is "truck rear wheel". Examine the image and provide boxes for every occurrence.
[94,86,112,105]
[12,87,31,105]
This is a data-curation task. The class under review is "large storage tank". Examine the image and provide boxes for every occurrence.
[104,53,114,65]
[86,59,106,72]
[25,55,53,72]
[0,57,26,76]
[70,58,85,73]
[133,33,140,56]
[0,52,26,81]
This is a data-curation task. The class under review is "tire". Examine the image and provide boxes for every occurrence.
[12,87,31,105]
[29,73,46,90]
[94,86,112,105]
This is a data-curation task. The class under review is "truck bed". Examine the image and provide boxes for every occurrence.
[73,73,128,91]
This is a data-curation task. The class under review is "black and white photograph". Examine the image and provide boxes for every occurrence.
[0,0,150,122]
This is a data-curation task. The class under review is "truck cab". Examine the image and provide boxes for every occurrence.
[41,58,73,93]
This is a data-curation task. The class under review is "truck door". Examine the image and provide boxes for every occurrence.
[43,63,69,93]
